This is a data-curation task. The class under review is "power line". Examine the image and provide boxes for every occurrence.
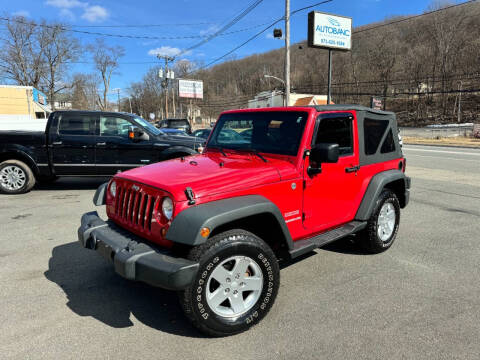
[175,0,266,58]
[187,0,333,73]
[71,21,219,28]
[354,0,476,34]
[0,16,273,41]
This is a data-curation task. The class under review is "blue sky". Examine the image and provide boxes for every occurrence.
[3,0,464,99]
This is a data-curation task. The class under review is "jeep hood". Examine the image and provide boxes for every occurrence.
[116,152,293,201]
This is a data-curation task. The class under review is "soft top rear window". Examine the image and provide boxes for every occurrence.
[364,118,389,155]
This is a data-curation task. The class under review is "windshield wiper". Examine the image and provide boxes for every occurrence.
[209,145,227,157]
[236,148,268,162]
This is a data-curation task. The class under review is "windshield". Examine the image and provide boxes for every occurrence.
[208,111,308,156]
[132,116,162,135]
[168,120,189,127]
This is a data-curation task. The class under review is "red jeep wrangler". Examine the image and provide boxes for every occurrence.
[78,105,410,336]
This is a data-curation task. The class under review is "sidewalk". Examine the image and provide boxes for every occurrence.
[403,136,480,149]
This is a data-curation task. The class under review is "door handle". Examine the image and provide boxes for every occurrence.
[345,165,360,173]
[96,142,106,146]
[52,141,62,145]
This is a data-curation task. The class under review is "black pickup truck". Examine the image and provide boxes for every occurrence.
[0,111,204,194]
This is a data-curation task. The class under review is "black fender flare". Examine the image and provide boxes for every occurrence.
[0,146,40,177]
[161,146,197,160]
[355,169,410,221]
[166,195,294,248]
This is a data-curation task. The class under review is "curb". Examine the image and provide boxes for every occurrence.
[404,142,480,150]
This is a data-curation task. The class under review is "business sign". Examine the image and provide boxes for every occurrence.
[308,12,352,51]
[32,88,48,105]
[178,79,203,99]
[371,96,383,110]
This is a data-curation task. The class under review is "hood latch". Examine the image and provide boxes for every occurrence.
[185,187,196,205]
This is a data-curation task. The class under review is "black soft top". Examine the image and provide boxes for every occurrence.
[310,104,402,166]
[312,104,394,117]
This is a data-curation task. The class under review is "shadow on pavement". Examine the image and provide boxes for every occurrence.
[44,241,204,338]
[280,236,370,269]
[321,235,372,255]
[35,177,111,191]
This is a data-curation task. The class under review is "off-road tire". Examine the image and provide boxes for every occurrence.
[179,229,280,337]
[359,189,400,254]
[0,160,36,194]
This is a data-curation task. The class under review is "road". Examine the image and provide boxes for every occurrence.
[1,145,479,360]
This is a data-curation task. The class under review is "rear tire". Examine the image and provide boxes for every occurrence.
[179,229,280,337]
[359,189,400,253]
[0,160,36,194]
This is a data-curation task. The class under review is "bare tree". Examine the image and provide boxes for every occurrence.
[88,39,124,110]
[41,24,81,110]
[70,73,100,110]
[0,16,46,87]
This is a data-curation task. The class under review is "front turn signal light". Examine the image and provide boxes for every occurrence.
[200,227,210,238]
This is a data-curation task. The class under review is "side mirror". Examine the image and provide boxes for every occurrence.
[128,126,148,142]
[307,143,339,176]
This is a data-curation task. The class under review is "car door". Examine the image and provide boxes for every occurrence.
[94,115,155,175]
[49,112,97,175]
[302,112,361,232]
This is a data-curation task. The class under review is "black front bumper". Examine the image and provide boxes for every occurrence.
[78,211,199,290]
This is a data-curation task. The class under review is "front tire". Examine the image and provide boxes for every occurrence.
[359,189,400,253]
[0,160,36,194]
[179,229,280,337]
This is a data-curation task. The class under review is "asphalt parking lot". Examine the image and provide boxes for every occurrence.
[1,145,480,359]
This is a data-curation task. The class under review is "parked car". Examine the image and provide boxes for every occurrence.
[160,128,189,136]
[0,111,205,194]
[157,118,192,134]
[79,105,410,336]
[192,128,212,139]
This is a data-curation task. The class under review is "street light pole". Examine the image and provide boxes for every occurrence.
[284,0,290,107]
[264,75,286,106]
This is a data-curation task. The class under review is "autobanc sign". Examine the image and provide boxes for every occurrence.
[308,12,352,51]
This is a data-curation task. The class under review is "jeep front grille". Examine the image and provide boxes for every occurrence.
[114,183,157,232]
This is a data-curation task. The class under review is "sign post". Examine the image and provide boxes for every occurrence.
[178,79,203,125]
[308,12,352,104]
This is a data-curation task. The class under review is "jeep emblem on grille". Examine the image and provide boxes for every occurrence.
[132,185,140,191]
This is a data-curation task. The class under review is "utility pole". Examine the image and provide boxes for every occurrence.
[116,88,121,111]
[284,0,291,107]
[327,50,332,104]
[128,97,132,113]
[457,81,462,123]
[157,54,174,118]
[172,85,176,117]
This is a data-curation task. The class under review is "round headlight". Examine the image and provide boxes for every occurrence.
[109,180,116,197]
[162,197,173,220]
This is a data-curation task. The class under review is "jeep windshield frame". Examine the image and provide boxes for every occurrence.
[207,111,309,156]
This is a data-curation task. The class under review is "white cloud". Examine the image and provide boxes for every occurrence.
[45,0,87,8]
[266,33,274,39]
[81,5,109,22]
[60,8,76,21]
[45,0,109,23]
[12,10,30,17]
[199,24,220,36]
[148,46,182,57]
